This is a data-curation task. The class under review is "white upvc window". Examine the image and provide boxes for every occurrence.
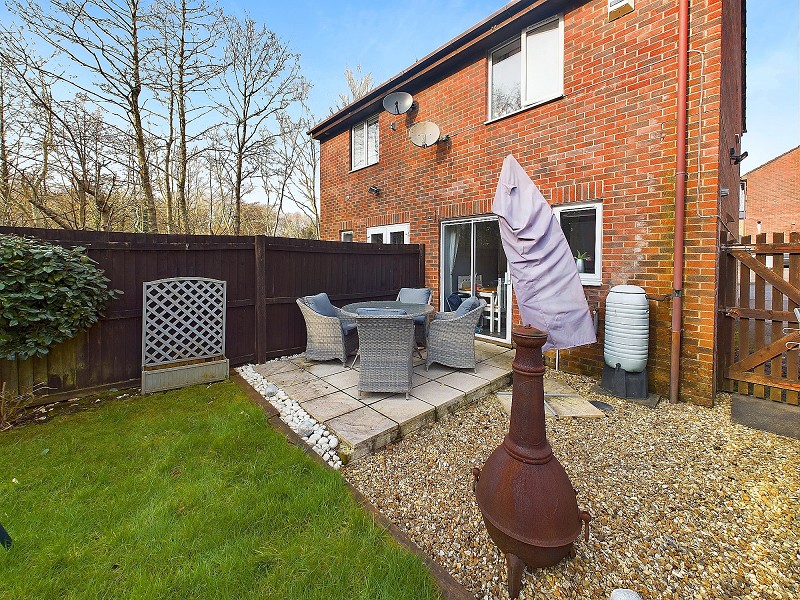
[553,201,603,286]
[488,15,564,121]
[351,114,379,170]
[340,230,353,242]
[366,223,410,245]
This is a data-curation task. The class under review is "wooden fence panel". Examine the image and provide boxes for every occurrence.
[0,228,424,399]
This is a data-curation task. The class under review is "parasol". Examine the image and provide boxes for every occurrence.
[492,154,596,351]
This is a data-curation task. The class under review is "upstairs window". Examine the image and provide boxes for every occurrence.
[553,201,602,286]
[489,15,563,120]
[351,115,379,170]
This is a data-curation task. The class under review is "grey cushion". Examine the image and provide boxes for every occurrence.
[355,308,407,316]
[305,292,338,318]
[454,296,480,317]
[397,287,432,304]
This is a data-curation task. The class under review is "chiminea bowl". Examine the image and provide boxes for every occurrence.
[473,326,589,598]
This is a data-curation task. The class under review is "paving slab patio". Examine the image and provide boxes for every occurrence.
[253,340,514,462]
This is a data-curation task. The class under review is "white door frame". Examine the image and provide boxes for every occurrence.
[366,223,410,244]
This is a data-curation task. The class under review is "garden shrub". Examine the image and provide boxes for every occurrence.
[0,234,121,361]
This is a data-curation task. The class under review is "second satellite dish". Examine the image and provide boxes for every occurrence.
[408,121,441,148]
[382,91,415,115]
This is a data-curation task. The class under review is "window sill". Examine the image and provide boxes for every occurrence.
[484,94,565,126]
[580,277,602,287]
[349,162,379,174]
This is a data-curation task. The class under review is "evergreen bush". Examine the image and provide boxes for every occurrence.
[0,235,121,360]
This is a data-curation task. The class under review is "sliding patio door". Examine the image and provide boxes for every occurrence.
[441,217,511,342]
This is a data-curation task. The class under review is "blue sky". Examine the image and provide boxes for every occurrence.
[239,0,799,172]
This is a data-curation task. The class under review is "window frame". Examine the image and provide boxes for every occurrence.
[350,114,379,171]
[487,14,564,122]
[366,223,410,244]
[340,230,353,242]
[552,200,603,287]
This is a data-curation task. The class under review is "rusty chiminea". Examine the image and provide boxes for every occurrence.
[473,326,590,599]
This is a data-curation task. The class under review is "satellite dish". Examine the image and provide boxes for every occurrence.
[408,121,441,148]
[382,91,415,115]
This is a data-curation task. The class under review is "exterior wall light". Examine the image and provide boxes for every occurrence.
[729,148,748,165]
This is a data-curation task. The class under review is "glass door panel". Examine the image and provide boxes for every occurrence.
[441,218,510,342]
[475,220,509,339]
[441,222,472,310]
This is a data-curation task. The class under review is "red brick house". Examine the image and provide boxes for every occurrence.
[741,145,800,236]
[310,0,746,406]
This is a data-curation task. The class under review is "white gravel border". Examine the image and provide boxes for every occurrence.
[237,362,343,470]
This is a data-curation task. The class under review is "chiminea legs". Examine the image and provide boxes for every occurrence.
[506,552,525,599]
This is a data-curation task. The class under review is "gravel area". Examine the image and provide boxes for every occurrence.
[344,370,800,600]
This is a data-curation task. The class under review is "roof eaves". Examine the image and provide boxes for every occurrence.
[309,0,553,140]
[741,145,800,179]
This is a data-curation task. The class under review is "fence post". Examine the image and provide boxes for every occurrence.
[254,235,267,364]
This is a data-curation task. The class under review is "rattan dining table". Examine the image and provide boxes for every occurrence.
[341,301,434,318]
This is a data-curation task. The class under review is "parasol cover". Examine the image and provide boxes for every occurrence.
[492,154,596,351]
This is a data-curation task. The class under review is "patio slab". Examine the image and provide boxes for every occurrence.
[474,341,510,356]
[409,380,465,419]
[269,368,317,388]
[342,386,395,404]
[325,407,399,462]
[301,391,365,422]
[437,371,488,394]
[322,369,361,390]
[473,361,511,381]
[483,351,515,370]
[371,396,436,436]
[283,378,340,403]
[304,361,350,378]
[253,360,299,378]
[414,363,456,379]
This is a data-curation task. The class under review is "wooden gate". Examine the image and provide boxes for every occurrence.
[718,232,800,404]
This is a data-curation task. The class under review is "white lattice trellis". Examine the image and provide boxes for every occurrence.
[142,278,227,368]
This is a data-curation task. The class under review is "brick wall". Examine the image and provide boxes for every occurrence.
[741,146,800,236]
[318,0,742,406]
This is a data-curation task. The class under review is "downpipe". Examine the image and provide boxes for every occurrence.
[670,0,690,404]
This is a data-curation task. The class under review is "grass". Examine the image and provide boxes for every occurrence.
[0,381,441,600]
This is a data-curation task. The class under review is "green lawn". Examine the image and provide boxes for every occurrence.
[0,381,441,600]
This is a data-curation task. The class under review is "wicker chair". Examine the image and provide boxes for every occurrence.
[396,287,432,348]
[296,295,358,366]
[425,297,486,371]
[355,314,415,399]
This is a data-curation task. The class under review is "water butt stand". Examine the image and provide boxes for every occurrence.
[473,326,590,599]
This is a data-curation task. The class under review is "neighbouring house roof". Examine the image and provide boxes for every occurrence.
[309,0,568,140]
[741,145,800,180]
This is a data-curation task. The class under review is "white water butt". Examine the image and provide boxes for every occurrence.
[604,285,649,373]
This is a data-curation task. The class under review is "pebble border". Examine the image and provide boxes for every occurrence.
[237,363,343,470]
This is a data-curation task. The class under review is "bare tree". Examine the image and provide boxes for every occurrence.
[147,0,222,233]
[216,15,305,234]
[331,64,373,113]
[258,110,299,236]
[287,109,320,238]
[12,0,160,232]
